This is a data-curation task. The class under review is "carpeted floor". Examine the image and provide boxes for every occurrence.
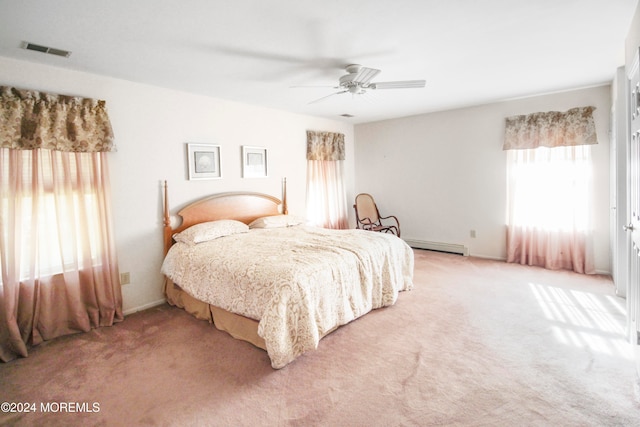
[1,249,639,426]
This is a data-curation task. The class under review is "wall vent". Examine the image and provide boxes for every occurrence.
[22,41,71,58]
[403,239,469,256]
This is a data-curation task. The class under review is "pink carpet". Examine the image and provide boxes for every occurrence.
[1,250,638,426]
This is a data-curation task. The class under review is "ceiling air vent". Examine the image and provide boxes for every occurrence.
[22,42,71,58]
[340,114,355,118]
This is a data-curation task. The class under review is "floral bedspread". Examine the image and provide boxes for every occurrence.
[161,225,414,368]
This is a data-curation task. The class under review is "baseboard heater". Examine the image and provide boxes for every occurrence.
[403,239,469,256]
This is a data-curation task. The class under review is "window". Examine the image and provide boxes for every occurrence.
[507,145,592,233]
[505,145,594,273]
[0,86,122,362]
[305,130,348,229]
[503,106,597,273]
[1,150,103,282]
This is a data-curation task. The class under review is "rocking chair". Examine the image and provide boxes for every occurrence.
[353,193,401,237]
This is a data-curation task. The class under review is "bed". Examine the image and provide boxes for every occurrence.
[160,181,414,368]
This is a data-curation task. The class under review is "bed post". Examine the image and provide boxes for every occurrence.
[282,177,288,215]
[163,180,172,255]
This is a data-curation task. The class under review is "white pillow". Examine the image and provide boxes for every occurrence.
[248,215,304,229]
[173,220,249,245]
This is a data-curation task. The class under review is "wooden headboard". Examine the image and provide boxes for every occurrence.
[162,180,286,254]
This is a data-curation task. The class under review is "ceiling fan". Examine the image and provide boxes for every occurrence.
[301,64,426,104]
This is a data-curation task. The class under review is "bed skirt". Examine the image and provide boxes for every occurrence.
[163,278,267,350]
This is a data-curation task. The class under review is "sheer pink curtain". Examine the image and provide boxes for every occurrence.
[0,87,122,362]
[305,130,348,229]
[504,107,597,274]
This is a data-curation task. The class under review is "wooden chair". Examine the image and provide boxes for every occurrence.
[353,193,401,237]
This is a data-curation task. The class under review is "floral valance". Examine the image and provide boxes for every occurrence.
[503,106,597,151]
[0,86,114,152]
[306,130,345,161]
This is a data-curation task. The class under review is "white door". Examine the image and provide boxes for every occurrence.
[627,49,640,345]
[612,67,628,298]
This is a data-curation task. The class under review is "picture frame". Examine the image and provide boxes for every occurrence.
[186,143,221,180]
[242,146,268,178]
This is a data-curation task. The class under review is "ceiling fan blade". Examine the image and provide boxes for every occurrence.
[308,90,348,104]
[352,67,381,84]
[290,85,337,88]
[370,80,426,89]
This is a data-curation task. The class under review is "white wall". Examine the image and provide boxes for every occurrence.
[354,85,612,273]
[0,56,354,313]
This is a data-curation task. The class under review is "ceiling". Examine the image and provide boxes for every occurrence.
[0,0,637,124]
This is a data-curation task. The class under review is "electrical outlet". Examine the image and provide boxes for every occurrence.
[470,230,476,238]
[120,272,130,285]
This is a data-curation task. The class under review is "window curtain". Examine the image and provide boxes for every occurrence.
[504,106,597,274]
[0,86,122,362]
[305,130,348,229]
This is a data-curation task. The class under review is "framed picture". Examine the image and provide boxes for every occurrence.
[187,143,222,180]
[186,143,221,180]
[242,146,268,178]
